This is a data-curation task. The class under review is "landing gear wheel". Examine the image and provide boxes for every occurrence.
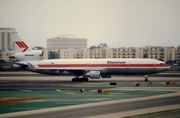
[145,78,148,82]
[144,75,149,82]
[72,78,77,82]
[72,78,89,82]
[84,78,89,82]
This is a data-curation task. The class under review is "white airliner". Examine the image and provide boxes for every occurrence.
[18,58,170,82]
[12,34,170,82]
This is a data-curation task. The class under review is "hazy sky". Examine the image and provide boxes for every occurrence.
[0,0,180,48]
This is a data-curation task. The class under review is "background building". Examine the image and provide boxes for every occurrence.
[88,47,112,58]
[47,36,87,50]
[0,27,179,63]
[0,28,17,61]
[176,46,180,62]
[0,28,16,51]
[43,45,180,63]
[0,51,9,61]
[76,48,88,59]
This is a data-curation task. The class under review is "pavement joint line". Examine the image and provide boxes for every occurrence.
[1,92,180,118]
[93,104,180,118]
[112,87,180,92]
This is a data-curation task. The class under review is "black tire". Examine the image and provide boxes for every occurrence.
[145,78,148,82]
[84,78,89,82]
[72,78,77,82]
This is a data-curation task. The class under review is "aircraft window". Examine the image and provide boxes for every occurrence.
[52,63,54,64]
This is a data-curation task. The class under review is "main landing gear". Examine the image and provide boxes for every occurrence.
[72,78,89,82]
[72,75,89,82]
[144,75,149,82]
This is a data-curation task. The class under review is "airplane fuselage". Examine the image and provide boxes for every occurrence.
[29,58,170,76]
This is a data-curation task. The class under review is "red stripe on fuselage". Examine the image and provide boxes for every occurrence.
[37,64,169,68]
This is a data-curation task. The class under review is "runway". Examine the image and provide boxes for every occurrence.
[0,76,180,118]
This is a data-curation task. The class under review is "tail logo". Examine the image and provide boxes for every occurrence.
[15,41,29,52]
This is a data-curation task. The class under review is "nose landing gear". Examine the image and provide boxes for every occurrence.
[144,75,149,82]
[72,77,89,82]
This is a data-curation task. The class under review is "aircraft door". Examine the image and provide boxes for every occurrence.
[126,63,131,68]
[152,63,156,68]
[152,63,157,73]
[87,63,91,69]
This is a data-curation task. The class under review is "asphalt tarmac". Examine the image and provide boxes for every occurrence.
[0,76,180,91]
[2,92,180,118]
[0,76,180,118]
[12,96,180,118]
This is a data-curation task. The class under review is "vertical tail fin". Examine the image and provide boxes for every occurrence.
[11,33,32,52]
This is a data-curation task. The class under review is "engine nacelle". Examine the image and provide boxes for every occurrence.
[13,50,43,61]
[85,71,101,79]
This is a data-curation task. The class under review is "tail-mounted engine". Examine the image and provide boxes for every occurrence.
[10,50,43,61]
